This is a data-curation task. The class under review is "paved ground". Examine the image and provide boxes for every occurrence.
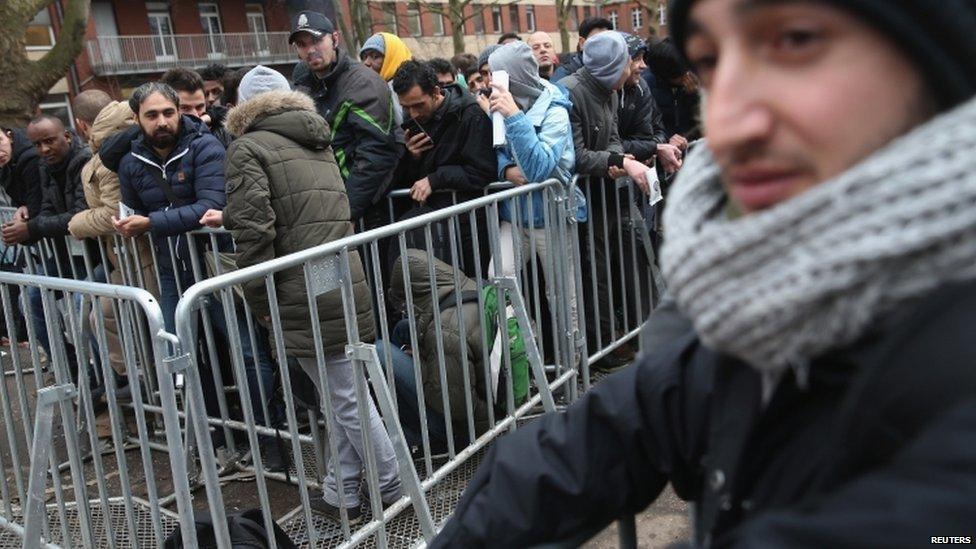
[585,487,692,548]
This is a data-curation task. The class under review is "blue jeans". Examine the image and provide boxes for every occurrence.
[27,256,97,354]
[156,245,278,427]
[375,339,451,450]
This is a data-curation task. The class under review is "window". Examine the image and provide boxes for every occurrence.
[608,10,618,30]
[25,8,55,50]
[407,5,422,36]
[631,7,642,30]
[583,6,592,20]
[39,94,73,130]
[246,4,268,53]
[658,2,668,25]
[372,2,396,32]
[199,3,224,54]
[525,5,536,32]
[432,12,445,35]
[509,5,520,33]
[569,7,579,31]
[491,6,502,33]
[147,10,176,59]
[472,4,485,34]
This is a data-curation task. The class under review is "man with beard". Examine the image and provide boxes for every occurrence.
[434,0,976,546]
[552,17,614,81]
[290,11,399,228]
[392,60,496,277]
[113,82,279,461]
[160,67,233,148]
[527,31,557,80]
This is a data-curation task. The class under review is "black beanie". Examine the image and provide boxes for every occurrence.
[668,0,976,110]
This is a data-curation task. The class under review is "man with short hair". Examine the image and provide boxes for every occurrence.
[114,82,278,460]
[527,31,557,80]
[199,63,228,108]
[71,89,113,143]
[434,0,976,546]
[8,114,92,360]
[498,32,522,45]
[559,31,651,371]
[618,34,681,171]
[552,17,614,81]
[160,67,232,147]
[290,11,400,227]
[428,57,457,88]
[392,60,496,277]
[451,52,478,88]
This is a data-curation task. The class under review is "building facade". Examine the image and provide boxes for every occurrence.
[28,0,669,126]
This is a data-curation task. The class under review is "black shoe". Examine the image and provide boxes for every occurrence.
[308,490,362,526]
[259,435,289,474]
[593,353,629,373]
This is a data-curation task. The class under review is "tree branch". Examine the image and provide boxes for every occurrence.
[34,0,90,88]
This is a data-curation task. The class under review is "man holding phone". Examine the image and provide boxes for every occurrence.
[392,60,496,276]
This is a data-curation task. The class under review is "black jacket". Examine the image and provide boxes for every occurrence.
[0,129,43,216]
[395,84,496,209]
[559,68,623,177]
[26,137,91,241]
[552,52,583,82]
[294,54,400,222]
[433,280,976,548]
[618,78,668,162]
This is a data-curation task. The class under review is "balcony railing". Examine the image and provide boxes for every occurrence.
[86,32,295,75]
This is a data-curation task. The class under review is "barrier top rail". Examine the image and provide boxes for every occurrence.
[174,179,562,314]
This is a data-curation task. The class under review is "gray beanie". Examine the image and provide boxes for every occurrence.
[238,65,290,102]
[478,44,502,69]
[489,42,546,112]
[583,31,629,90]
[359,33,385,58]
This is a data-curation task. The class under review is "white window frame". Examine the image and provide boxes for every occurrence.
[246,4,269,54]
[472,4,485,34]
[39,93,74,131]
[608,10,618,30]
[432,11,445,35]
[199,2,224,57]
[631,7,642,30]
[508,5,520,33]
[491,6,503,33]
[406,5,423,36]
[525,5,536,32]
[659,3,668,26]
[25,9,56,51]
[148,10,177,61]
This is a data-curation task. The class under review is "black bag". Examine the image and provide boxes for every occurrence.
[163,508,297,549]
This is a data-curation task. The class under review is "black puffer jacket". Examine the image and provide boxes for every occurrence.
[0,129,43,216]
[434,279,976,548]
[294,53,400,222]
[26,137,91,241]
[618,78,668,162]
[395,84,496,210]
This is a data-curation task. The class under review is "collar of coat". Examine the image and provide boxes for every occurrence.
[225,90,318,137]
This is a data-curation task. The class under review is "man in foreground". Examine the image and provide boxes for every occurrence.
[434,0,976,545]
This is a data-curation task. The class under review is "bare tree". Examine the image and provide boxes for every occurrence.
[0,0,91,127]
[371,0,516,55]
[554,0,575,52]
[332,0,370,54]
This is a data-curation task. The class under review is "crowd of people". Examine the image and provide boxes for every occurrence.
[3,0,976,544]
[0,10,700,527]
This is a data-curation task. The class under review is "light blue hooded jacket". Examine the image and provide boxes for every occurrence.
[497,80,588,227]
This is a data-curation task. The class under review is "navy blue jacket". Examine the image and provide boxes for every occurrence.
[117,115,226,239]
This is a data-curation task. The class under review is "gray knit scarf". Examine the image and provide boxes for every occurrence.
[661,95,976,374]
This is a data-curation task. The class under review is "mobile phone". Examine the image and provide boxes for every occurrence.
[401,118,432,144]
[479,88,492,98]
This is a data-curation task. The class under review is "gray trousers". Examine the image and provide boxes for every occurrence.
[298,355,402,507]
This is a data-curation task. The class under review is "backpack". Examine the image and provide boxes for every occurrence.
[437,287,530,406]
[162,508,298,549]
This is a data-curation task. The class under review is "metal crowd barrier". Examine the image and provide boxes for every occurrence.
[0,171,665,547]
[0,271,200,547]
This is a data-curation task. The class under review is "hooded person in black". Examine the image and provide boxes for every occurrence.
[391,60,497,278]
[0,128,43,219]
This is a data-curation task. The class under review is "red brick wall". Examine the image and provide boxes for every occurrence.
[264,1,291,32]
[112,1,151,35]
[170,0,204,34]
[219,0,250,34]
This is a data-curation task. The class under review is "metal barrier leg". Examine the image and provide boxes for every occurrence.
[348,343,436,540]
[618,514,638,549]
[23,383,75,547]
[491,276,556,413]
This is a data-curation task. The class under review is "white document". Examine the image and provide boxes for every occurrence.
[488,304,517,399]
[118,202,136,220]
[647,167,663,206]
[491,70,509,148]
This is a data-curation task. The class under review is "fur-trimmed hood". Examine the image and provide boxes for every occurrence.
[225,90,331,149]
